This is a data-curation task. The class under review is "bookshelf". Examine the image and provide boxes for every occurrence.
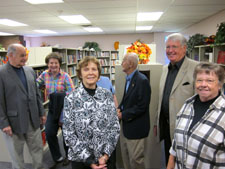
[190,43,225,65]
[0,50,7,66]
[97,50,119,85]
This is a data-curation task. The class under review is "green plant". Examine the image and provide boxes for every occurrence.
[215,22,225,44]
[83,42,101,51]
[187,33,206,55]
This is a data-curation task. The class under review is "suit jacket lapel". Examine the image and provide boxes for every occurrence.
[6,63,28,95]
[171,57,188,94]
[124,71,137,100]
[160,66,168,97]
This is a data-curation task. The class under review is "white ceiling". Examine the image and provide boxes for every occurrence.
[0,0,225,37]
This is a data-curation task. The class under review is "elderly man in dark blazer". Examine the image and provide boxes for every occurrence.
[117,52,151,169]
[0,44,46,169]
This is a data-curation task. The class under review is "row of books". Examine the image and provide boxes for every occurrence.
[111,52,119,60]
[111,67,115,73]
[34,68,46,77]
[72,77,79,87]
[101,67,110,74]
[68,66,77,76]
[99,59,110,66]
[67,54,77,64]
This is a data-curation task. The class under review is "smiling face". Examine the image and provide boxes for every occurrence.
[81,61,99,89]
[166,40,186,65]
[47,58,60,75]
[195,71,221,102]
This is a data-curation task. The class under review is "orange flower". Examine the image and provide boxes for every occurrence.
[126,40,152,64]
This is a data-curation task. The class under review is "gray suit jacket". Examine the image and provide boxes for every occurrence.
[155,57,198,141]
[0,62,44,134]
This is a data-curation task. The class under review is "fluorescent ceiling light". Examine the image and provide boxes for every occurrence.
[24,0,64,4]
[0,19,28,26]
[137,12,163,21]
[0,32,14,36]
[136,26,153,31]
[59,15,90,24]
[83,27,103,32]
[34,30,57,34]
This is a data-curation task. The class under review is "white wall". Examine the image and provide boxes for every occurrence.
[181,9,225,36]
[24,33,154,51]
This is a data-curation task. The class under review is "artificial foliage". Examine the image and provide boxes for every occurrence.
[215,22,225,44]
[126,40,152,64]
[83,42,101,51]
[187,33,206,55]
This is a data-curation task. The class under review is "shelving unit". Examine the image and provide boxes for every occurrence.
[0,50,7,66]
[190,43,225,65]
[97,50,119,85]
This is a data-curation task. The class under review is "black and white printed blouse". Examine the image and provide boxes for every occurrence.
[63,83,120,164]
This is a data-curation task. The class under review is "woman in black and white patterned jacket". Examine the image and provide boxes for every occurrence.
[63,56,120,169]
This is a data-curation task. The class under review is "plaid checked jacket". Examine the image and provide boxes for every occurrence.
[170,94,225,169]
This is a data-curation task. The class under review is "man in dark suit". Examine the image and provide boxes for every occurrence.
[0,44,46,169]
[117,52,151,169]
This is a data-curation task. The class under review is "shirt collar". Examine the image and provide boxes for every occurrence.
[46,69,62,76]
[126,69,137,81]
[168,57,185,70]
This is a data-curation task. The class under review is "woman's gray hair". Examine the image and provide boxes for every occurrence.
[166,33,187,46]
[193,62,225,85]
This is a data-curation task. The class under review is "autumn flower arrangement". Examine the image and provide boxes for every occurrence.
[127,40,152,64]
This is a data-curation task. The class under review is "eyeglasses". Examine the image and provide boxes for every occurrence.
[196,79,217,84]
[166,45,180,50]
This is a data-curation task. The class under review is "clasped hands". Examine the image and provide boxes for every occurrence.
[90,154,109,169]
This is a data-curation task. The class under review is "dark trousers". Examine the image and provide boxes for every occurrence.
[45,112,68,162]
[71,149,117,169]
[163,121,171,166]
[71,162,91,169]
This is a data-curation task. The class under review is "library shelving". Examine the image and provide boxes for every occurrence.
[97,50,119,85]
[0,50,7,66]
[190,43,225,65]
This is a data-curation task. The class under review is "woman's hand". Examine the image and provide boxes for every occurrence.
[167,155,175,169]
[90,163,107,169]
[98,154,108,165]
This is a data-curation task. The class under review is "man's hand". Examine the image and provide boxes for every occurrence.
[40,115,47,125]
[2,126,12,136]
[117,109,122,120]
[153,125,157,137]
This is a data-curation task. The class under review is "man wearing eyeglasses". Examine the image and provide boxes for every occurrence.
[154,33,198,166]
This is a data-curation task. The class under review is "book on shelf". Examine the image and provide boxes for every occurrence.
[99,59,110,66]
[111,52,119,60]
[67,54,77,64]
[72,77,79,87]
[40,88,48,103]
[111,67,115,73]
[100,51,110,57]
[68,66,76,76]
[217,51,225,64]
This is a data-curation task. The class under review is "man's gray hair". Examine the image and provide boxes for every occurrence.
[7,44,24,56]
[166,33,187,46]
